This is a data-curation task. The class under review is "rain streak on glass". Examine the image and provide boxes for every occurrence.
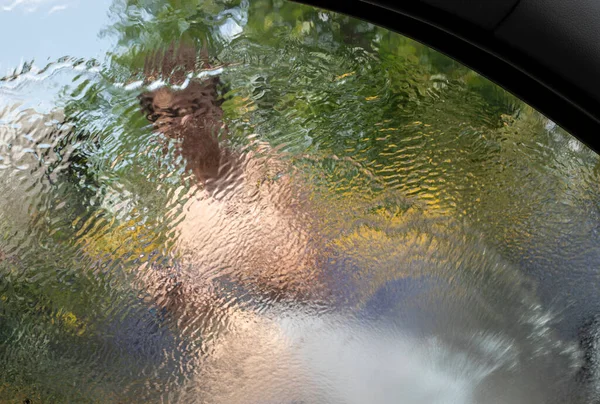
[1,1,600,403]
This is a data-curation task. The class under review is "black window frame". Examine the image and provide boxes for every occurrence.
[295,0,600,155]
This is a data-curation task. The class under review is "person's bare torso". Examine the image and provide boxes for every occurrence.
[137,54,327,328]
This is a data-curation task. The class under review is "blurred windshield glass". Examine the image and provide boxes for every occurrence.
[1,1,599,403]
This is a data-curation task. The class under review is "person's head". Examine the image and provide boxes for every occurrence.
[139,78,222,135]
[138,42,226,181]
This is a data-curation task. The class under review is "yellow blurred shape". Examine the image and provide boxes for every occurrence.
[335,71,355,80]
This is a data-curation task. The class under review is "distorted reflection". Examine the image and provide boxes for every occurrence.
[1,1,600,403]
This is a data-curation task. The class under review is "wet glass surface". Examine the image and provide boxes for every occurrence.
[1,1,600,403]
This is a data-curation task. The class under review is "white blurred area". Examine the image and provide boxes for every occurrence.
[177,304,583,404]
[0,0,113,74]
